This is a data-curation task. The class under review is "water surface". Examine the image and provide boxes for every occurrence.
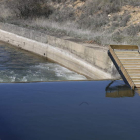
[0,42,86,82]
[0,42,140,140]
[0,80,140,140]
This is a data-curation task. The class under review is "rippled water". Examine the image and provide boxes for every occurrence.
[0,43,86,82]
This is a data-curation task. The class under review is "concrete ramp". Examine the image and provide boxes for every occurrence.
[109,45,140,89]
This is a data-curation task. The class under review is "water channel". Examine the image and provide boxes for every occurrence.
[0,42,86,82]
[0,80,139,140]
[0,42,140,140]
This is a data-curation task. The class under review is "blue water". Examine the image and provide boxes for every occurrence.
[0,80,139,140]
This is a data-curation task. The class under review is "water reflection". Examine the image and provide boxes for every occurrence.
[106,80,135,98]
[135,88,140,96]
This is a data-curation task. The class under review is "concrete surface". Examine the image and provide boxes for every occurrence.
[0,22,120,79]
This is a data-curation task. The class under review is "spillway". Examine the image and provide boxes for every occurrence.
[0,42,86,82]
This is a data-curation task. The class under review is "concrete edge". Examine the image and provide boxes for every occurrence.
[0,29,116,79]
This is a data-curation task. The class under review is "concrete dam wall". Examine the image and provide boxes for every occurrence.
[0,22,119,79]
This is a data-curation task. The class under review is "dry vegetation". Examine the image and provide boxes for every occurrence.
[1,0,140,46]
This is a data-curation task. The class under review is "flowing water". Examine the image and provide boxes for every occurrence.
[0,42,86,82]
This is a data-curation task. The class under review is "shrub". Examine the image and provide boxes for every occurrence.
[82,0,101,16]
[78,13,109,30]
[102,1,120,14]
[94,36,102,45]
[112,14,122,21]
[81,0,121,16]
[112,32,124,43]
[120,14,131,27]
[49,7,75,22]
[8,0,53,18]
[112,21,120,28]
[129,0,140,6]
[124,24,140,36]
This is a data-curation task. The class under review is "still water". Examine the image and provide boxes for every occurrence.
[0,80,140,140]
[0,43,86,82]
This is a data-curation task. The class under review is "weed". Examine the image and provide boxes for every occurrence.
[112,21,120,28]
[112,32,124,43]
[124,24,140,36]
[120,14,131,27]
[78,13,109,30]
[7,0,53,18]
[49,7,75,22]
[112,14,122,21]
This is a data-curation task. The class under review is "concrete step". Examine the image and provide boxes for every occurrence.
[131,75,140,77]
[132,78,140,80]
[125,66,140,68]
[128,73,140,78]
[131,76,140,77]
[110,45,140,89]
[127,69,140,72]
[115,50,138,52]
[117,53,140,55]
[135,84,140,87]
[115,51,139,54]
[120,58,140,59]
[122,62,140,65]
[116,53,139,55]
[124,65,140,67]
[120,59,140,63]
[129,73,140,76]
[117,55,140,58]
[134,81,140,83]
[126,68,140,69]
[130,75,140,77]
[134,82,140,85]
[133,80,140,82]
[119,56,140,59]
[128,71,140,73]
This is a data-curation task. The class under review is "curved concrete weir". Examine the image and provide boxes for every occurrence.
[0,23,120,79]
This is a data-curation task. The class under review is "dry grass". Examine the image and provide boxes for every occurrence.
[0,4,14,19]
[18,17,140,47]
[1,0,140,47]
[25,18,108,43]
